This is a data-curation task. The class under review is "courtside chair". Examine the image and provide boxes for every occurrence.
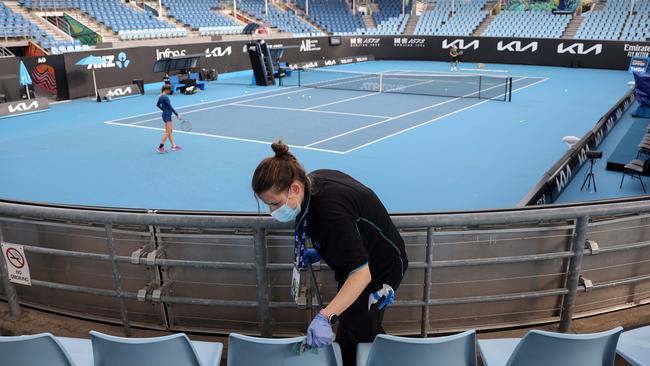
[620,158,650,193]
[90,330,222,366]
[227,333,342,366]
[617,325,650,366]
[356,330,477,366]
[0,333,86,366]
[478,327,622,366]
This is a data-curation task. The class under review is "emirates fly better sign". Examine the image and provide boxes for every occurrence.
[2,243,31,285]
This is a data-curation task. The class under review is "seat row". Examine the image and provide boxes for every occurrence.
[5,325,650,366]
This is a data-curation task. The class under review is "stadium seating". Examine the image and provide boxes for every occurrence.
[478,327,622,366]
[368,0,410,35]
[414,0,488,36]
[227,333,342,366]
[0,333,80,366]
[163,0,244,35]
[238,0,322,36]
[356,330,477,366]
[90,331,223,366]
[575,0,628,41]
[18,0,182,40]
[617,325,650,366]
[621,0,650,42]
[296,0,365,35]
[483,8,571,39]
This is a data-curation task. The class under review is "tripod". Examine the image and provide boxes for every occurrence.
[581,158,598,192]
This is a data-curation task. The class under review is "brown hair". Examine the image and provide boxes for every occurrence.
[252,140,308,196]
[161,84,172,93]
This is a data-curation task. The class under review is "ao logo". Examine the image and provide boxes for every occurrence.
[555,165,573,193]
[300,39,321,52]
[205,46,232,58]
[8,101,39,113]
[106,87,132,98]
[557,43,602,55]
[86,52,130,69]
[37,57,47,63]
[442,39,479,50]
[497,41,538,52]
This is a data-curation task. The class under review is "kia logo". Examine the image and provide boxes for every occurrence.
[442,39,479,50]
[557,43,602,55]
[106,87,132,98]
[497,41,538,52]
[8,101,39,113]
[205,46,232,58]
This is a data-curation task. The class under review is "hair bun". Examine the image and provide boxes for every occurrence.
[271,140,290,158]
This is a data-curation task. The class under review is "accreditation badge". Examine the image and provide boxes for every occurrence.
[291,264,301,304]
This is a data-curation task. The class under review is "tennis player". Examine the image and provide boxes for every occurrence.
[156,84,181,154]
[449,45,460,71]
[252,141,408,366]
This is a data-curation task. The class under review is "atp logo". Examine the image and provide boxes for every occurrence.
[115,52,130,68]
[8,101,39,113]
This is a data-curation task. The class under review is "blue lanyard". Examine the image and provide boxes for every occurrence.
[294,192,311,268]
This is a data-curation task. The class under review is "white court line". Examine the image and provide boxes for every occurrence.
[105,86,299,124]
[342,77,550,154]
[104,121,346,154]
[304,76,526,148]
[233,103,390,119]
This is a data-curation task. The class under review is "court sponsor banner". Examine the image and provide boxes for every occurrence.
[97,84,141,102]
[1,242,31,286]
[520,90,635,206]
[288,54,374,69]
[21,54,69,101]
[0,97,50,119]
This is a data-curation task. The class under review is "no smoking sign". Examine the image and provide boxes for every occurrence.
[2,243,31,286]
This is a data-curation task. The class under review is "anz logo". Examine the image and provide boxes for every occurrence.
[497,41,538,53]
[555,165,573,194]
[557,43,602,55]
[86,52,130,69]
[8,101,39,113]
[205,46,232,58]
[106,87,132,98]
[442,39,479,50]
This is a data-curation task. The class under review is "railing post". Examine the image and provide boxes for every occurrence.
[253,228,271,337]
[104,224,132,337]
[559,216,589,332]
[0,227,21,318]
[421,227,434,337]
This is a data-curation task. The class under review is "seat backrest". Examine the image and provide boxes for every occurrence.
[365,330,476,366]
[0,333,75,366]
[90,330,201,366]
[169,74,180,84]
[644,159,650,174]
[506,327,622,366]
[227,333,342,366]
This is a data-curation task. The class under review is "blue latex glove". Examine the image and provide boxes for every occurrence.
[302,249,321,268]
[306,313,333,348]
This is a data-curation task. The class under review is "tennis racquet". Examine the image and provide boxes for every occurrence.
[178,117,192,132]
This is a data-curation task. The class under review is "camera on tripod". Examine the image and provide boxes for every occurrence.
[581,150,602,192]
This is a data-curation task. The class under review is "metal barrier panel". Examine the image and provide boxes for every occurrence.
[0,219,166,327]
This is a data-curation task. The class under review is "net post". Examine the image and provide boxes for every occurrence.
[478,76,482,99]
[379,73,383,93]
[508,77,513,102]
[298,69,301,87]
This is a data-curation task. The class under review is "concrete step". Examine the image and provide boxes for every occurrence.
[404,14,418,35]
[562,15,582,39]
[473,13,494,36]
[363,14,376,28]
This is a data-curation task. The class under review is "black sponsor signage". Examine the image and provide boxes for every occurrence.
[21,55,69,101]
[97,84,141,102]
[288,55,374,69]
[0,97,49,118]
[520,91,635,206]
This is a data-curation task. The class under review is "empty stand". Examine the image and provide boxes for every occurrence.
[414,0,488,36]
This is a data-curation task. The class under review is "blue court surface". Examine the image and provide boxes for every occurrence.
[0,60,634,212]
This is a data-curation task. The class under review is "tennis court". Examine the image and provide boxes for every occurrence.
[105,67,546,154]
[0,60,634,211]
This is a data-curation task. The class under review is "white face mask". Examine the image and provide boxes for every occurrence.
[270,190,301,222]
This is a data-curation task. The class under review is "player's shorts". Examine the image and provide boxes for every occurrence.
[162,113,173,123]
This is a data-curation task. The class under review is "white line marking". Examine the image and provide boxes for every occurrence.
[104,121,346,154]
[232,103,390,118]
[342,77,550,153]
[304,77,525,148]
[304,92,379,110]
[104,87,299,124]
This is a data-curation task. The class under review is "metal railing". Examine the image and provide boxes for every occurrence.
[1,196,650,337]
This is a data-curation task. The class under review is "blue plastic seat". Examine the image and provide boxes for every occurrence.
[227,333,342,366]
[0,333,79,366]
[478,327,622,366]
[616,325,650,366]
[357,330,476,366]
[90,330,222,366]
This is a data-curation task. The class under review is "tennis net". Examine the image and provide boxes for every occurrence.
[281,69,513,101]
